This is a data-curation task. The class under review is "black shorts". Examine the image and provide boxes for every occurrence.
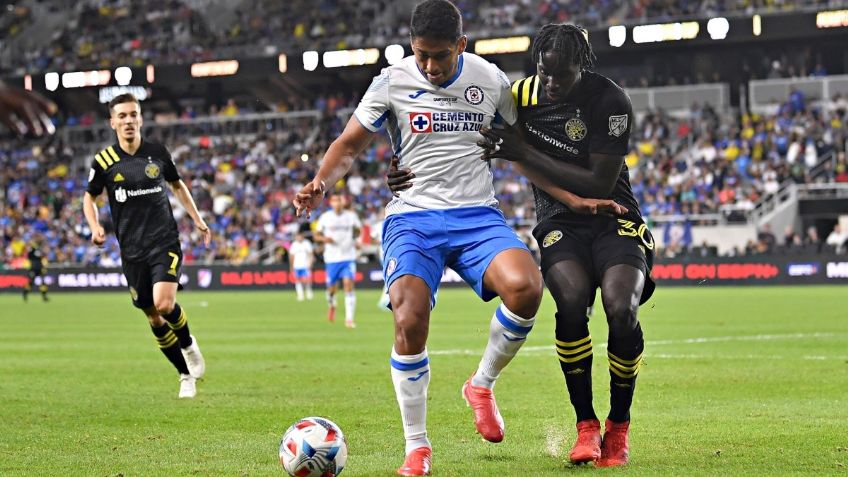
[533,213,656,305]
[122,241,183,309]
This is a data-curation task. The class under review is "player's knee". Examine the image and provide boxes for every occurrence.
[146,312,165,327]
[391,299,429,352]
[550,288,592,320]
[604,299,639,335]
[499,272,543,315]
[154,298,175,316]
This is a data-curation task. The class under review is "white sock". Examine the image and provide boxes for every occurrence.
[345,293,356,323]
[472,304,535,389]
[295,282,304,299]
[390,347,431,454]
[305,281,313,298]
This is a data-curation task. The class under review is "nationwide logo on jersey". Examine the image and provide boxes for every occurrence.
[145,163,160,179]
[608,114,628,137]
[115,187,128,203]
[565,118,587,142]
[409,111,486,134]
[113,173,125,182]
[464,85,484,105]
[542,230,563,248]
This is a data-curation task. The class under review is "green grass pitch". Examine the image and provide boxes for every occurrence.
[1,286,846,476]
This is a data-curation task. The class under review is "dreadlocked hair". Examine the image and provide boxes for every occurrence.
[531,23,596,71]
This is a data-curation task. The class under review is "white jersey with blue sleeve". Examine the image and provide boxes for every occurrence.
[316,210,361,263]
[353,53,517,215]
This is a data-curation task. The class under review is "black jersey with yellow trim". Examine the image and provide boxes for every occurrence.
[511,71,642,223]
[85,140,181,261]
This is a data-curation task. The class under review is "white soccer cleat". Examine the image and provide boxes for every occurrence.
[181,335,206,379]
[179,374,196,398]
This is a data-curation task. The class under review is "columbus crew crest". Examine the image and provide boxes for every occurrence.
[565,118,587,141]
[542,230,563,248]
[144,163,160,179]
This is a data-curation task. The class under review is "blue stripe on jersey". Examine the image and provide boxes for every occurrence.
[373,110,390,128]
[493,112,504,125]
[390,356,429,371]
[440,54,464,88]
[495,306,532,336]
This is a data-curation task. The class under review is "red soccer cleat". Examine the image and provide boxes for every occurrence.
[396,446,432,476]
[569,419,601,464]
[597,419,630,468]
[461,375,505,443]
[327,306,335,323]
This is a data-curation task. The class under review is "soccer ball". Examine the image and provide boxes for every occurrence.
[279,417,348,477]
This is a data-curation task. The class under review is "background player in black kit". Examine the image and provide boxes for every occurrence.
[23,236,49,302]
[477,24,656,468]
[82,94,211,399]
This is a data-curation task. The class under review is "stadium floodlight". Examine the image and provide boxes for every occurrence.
[632,21,699,43]
[279,54,288,73]
[62,70,111,89]
[385,44,405,65]
[608,25,626,47]
[753,15,762,36]
[322,48,380,68]
[190,60,239,78]
[303,51,319,71]
[707,18,729,40]
[44,72,59,91]
[816,9,848,28]
[115,67,132,86]
[473,36,531,55]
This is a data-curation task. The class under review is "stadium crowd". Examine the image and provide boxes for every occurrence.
[3,86,847,268]
[4,0,844,75]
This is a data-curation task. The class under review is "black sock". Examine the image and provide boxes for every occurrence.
[162,303,192,348]
[607,322,644,423]
[555,313,597,423]
[40,285,48,300]
[150,323,190,375]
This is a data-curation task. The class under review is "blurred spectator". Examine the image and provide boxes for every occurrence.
[826,223,847,254]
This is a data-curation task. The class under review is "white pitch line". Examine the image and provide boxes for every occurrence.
[429,332,840,356]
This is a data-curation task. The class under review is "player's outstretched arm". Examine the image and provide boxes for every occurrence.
[82,192,106,246]
[294,117,373,218]
[512,161,627,216]
[168,180,211,247]
[480,126,621,198]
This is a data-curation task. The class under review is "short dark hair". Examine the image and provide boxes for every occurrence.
[532,23,596,72]
[410,0,462,43]
[108,93,140,114]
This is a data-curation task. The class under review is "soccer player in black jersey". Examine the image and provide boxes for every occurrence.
[82,94,210,399]
[478,24,656,467]
[23,237,49,302]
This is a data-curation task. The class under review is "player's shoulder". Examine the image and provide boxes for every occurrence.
[584,71,630,107]
[139,139,171,158]
[462,53,509,86]
[91,143,123,170]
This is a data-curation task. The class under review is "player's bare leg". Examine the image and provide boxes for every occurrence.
[597,264,645,467]
[326,283,338,322]
[463,248,542,443]
[546,261,601,463]
[390,275,433,476]
[342,278,356,328]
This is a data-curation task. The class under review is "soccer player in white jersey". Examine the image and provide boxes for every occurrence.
[314,194,362,328]
[294,1,543,474]
[288,232,315,301]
